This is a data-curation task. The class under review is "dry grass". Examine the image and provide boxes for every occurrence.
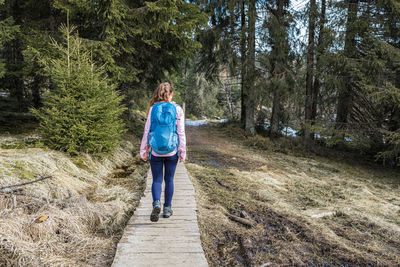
[186,124,400,266]
[0,133,147,267]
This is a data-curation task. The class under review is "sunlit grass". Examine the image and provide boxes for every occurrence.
[186,125,400,266]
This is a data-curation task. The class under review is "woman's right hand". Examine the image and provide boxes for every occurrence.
[141,152,147,162]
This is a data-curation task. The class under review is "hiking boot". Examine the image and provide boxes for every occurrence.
[150,200,161,222]
[163,206,173,218]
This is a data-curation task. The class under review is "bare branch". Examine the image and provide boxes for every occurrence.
[0,175,52,190]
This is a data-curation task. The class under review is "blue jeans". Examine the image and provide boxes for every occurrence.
[149,153,178,207]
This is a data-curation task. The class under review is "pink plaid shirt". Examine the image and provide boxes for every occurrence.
[140,102,186,160]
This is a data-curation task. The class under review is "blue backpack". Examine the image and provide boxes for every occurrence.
[147,102,179,159]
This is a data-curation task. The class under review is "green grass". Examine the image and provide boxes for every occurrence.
[12,160,35,180]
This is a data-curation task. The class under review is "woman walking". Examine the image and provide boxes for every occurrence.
[140,82,186,222]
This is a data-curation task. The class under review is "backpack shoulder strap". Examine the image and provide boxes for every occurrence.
[149,102,162,129]
[171,103,180,157]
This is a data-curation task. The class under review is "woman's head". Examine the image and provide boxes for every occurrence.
[147,82,174,114]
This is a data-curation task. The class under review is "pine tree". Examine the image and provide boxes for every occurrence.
[32,21,126,156]
[0,0,25,111]
[335,0,359,131]
[0,0,19,78]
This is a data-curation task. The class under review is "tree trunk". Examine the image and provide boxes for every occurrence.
[240,0,247,127]
[304,0,317,146]
[245,0,256,136]
[270,86,282,137]
[335,0,359,130]
[312,0,326,124]
[269,0,285,137]
[224,81,234,119]
[183,58,189,116]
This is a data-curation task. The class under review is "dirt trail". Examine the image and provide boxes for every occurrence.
[185,124,400,266]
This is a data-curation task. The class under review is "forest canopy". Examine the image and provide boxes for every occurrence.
[1,0,400,164]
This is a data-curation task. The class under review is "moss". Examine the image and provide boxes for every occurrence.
[0,138,45,149]
[11,161,35,180]
[2,162,11,169]
[13,160,25,170]
[1,142,25,149]
[71,156,90,171]
[50,191,57,199]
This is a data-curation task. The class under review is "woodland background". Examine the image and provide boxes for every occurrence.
[0,0,399,164]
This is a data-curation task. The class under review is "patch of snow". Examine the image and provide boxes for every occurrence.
[185,119,207,126]
[314,133,353,142]
[185,118,228,127]
[263,122,270,130]
[282,126,297,137]
[344,136,352,142]
[263,122,298,137]
[261,105,272,112]
[314,133,331,140]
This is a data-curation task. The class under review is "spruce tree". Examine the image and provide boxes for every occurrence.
[32,21,126,156]
[0,0,19,79]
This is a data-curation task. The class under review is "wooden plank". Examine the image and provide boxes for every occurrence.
[121,230,201,237]
[112,163,208,267]
[119,234,202,242]
[132,215,197,220]
[116,243,204,253]
[139,201,197,207]
[113,252,208,267]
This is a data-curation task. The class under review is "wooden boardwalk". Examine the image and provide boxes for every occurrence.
[112,163,208,267]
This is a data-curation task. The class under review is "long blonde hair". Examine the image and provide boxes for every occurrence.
[147,82,173,116]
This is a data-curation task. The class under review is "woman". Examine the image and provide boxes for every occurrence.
[140,82,186,222]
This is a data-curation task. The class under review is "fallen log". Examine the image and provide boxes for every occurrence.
[240,210,250,219]
[226,213,255,228]
[0,175,52,190]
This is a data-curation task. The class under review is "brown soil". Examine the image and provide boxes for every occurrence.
[186,124,400,266]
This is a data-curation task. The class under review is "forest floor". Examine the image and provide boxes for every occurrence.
[0,122,148,266]
[185,123,400,266]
